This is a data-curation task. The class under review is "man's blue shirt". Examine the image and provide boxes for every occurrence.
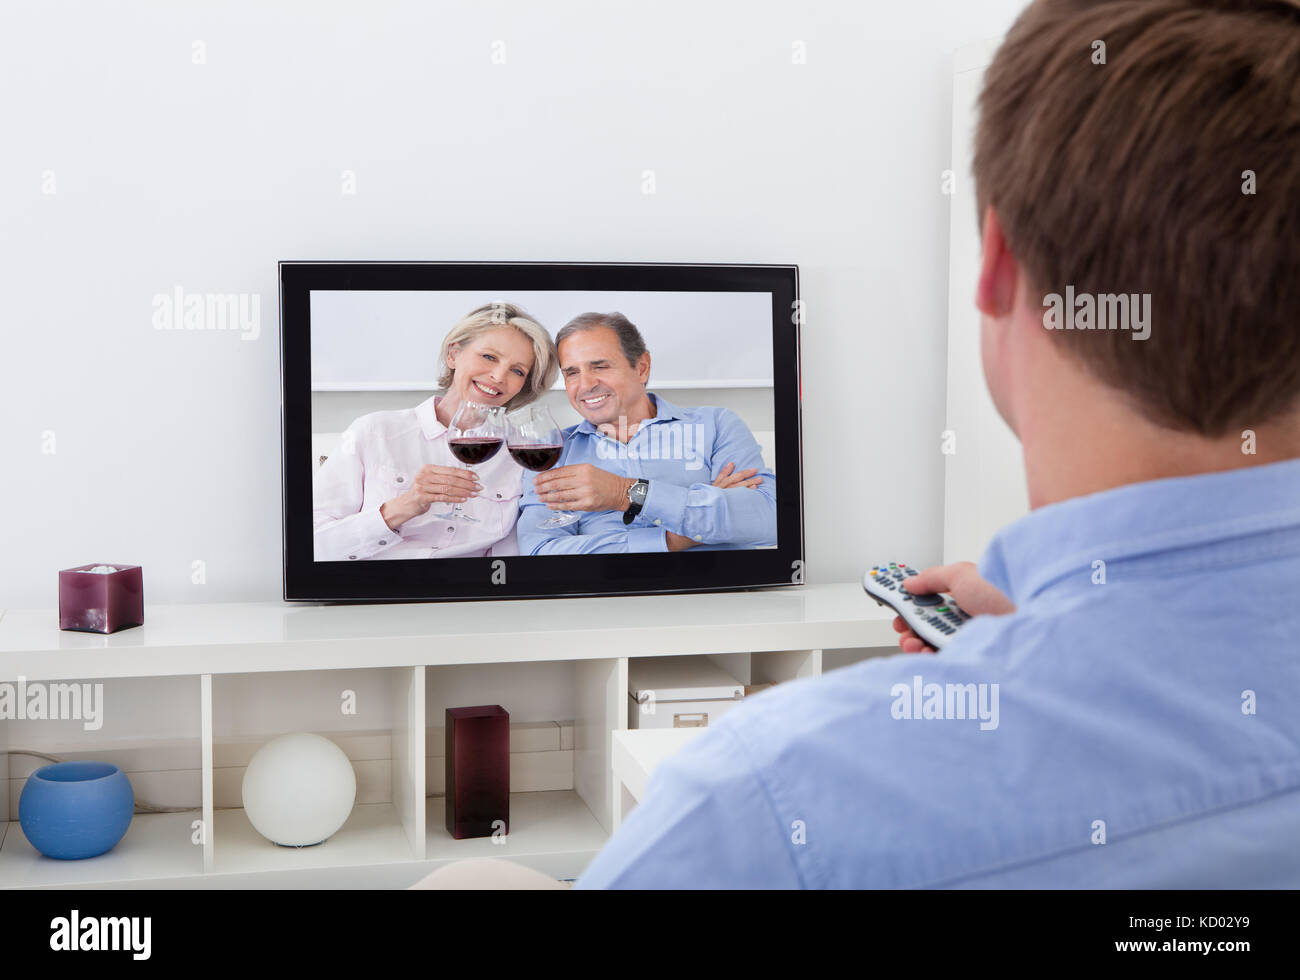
[517,393,777,555]
[576,458,1300,887]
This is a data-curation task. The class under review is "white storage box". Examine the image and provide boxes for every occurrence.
[628,657,745,730]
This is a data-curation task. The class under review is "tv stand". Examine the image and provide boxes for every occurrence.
[0,583,895,888]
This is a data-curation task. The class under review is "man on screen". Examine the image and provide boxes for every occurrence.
[516,312,777,555]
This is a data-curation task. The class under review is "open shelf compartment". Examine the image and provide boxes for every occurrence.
[0,674,206,887]
[422,657,625,878]
[208,665,425,876]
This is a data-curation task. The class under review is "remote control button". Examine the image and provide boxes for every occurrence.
[909,593,942,606]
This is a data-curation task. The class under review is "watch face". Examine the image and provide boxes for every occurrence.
[630,480,648,504]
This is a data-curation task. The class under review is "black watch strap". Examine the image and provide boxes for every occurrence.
[623,479,649,525]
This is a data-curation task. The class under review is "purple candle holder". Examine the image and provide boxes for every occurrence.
[58,564,144,634]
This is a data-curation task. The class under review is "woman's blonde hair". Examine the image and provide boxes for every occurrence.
[438,303,558,410]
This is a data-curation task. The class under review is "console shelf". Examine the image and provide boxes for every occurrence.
[425,790,608,879]
[213,803,416,876]
[0,584,895,888]
[0,811,203,889]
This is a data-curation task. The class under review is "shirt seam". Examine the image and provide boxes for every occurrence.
[716,721,818,889]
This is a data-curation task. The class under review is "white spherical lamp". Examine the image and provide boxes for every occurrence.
[242,733,357,847]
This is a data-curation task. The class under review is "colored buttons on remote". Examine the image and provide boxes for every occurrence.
[865,565,970,648]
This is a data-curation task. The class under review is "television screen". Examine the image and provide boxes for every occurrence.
[280,262,803,601]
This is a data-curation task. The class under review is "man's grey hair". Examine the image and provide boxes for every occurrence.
[555,312,649,368]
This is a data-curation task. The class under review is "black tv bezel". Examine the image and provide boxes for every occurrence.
[280,261,804,602]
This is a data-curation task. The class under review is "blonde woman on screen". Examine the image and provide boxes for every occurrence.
[313,303,559,560]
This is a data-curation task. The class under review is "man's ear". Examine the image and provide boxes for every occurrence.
[636,352,651,384]
[976,206,1018,318]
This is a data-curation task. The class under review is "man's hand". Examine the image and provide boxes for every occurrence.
[712,461,762,489]
[892,561,1016,653]
[533,463,633,512]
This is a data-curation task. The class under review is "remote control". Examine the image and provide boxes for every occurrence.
[862,562,971,649]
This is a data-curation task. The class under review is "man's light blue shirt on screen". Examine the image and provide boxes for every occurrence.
[575,458,1300,888]
[517,393,777,555]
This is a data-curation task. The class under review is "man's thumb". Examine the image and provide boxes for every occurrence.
[901,565,953,596]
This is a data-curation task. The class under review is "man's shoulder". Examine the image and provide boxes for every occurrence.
[652,401,755,453]
[666,401,738,426]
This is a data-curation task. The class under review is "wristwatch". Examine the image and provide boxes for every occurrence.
[623,479,649,525]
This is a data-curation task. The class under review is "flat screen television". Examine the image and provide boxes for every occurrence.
[280,262,803,601]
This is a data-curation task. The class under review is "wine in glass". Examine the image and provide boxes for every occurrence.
[507,404,578,529]
[445,401,506,523]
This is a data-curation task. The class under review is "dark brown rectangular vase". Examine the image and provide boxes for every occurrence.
[445,705,510,840]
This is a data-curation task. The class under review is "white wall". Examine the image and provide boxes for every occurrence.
[943,40,1030,563]
[0,0,1028,610]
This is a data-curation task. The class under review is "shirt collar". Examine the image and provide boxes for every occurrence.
[415,395,447,440]
[979,457,1300,605]
[573,391,683,438]
[647,393,684,423]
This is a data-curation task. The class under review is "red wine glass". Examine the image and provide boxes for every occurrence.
[507,404,578,529]
[445,401,506,524]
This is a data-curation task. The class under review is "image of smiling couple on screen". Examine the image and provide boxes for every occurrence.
[311,299,777,561]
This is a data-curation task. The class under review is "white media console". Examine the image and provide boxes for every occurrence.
[0,583,896,889]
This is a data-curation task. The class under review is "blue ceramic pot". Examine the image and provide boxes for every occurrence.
[19,761,134,860]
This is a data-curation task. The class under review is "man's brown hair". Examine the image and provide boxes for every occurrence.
[973,0,1300,435]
